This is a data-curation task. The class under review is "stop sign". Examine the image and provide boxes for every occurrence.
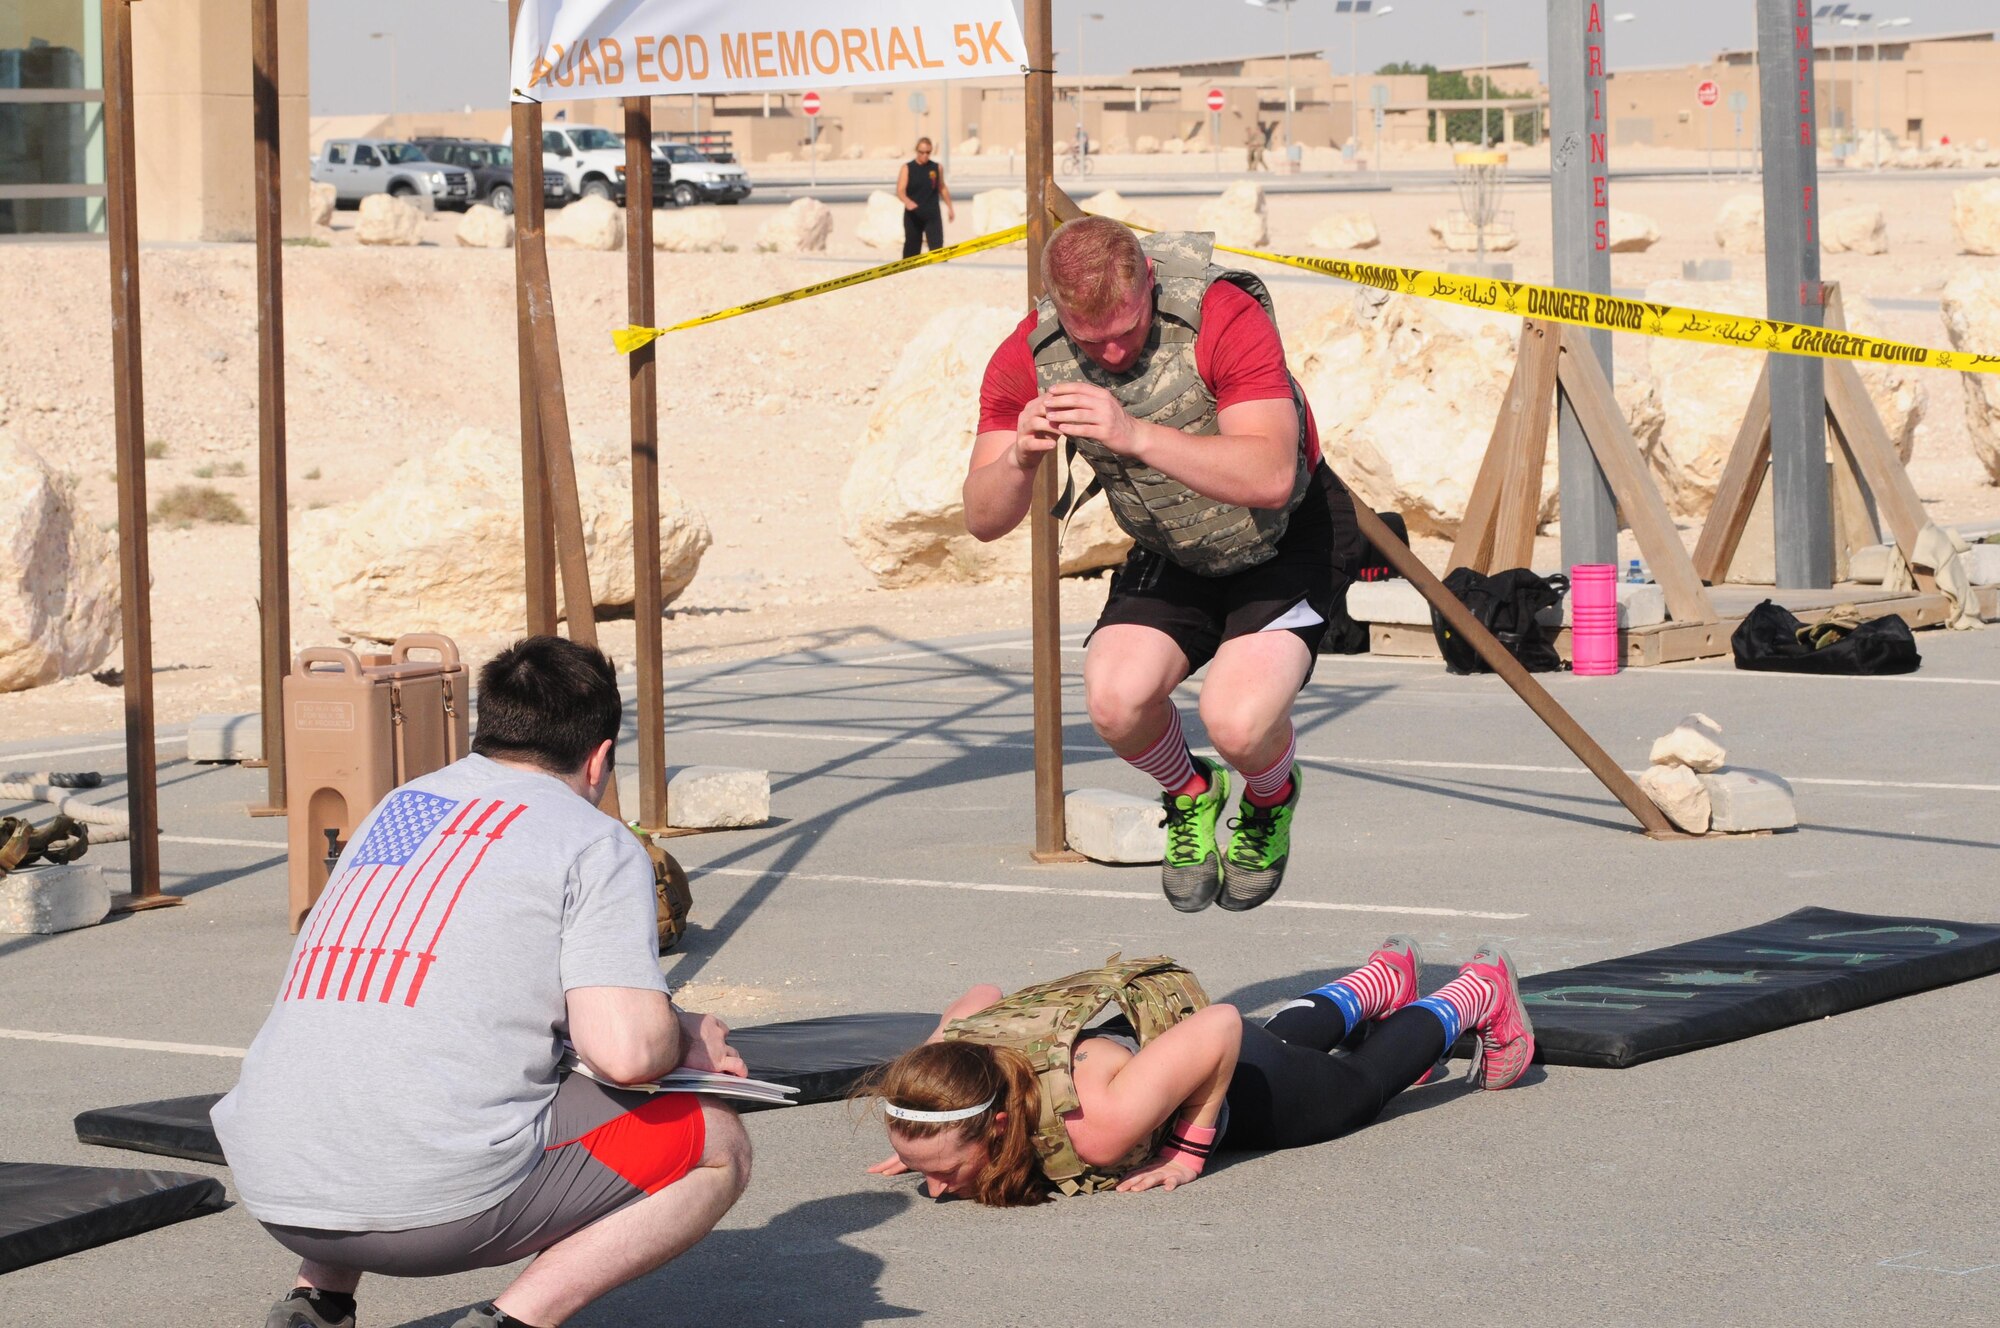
[802,90,822,117]
[1697,80,1719,108]
[1206,88,1226,113]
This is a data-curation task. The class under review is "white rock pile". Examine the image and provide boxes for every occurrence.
[1638,713,1797,835]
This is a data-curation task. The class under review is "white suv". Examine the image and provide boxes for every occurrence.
[533,125,644,204]
[653,142,752,208]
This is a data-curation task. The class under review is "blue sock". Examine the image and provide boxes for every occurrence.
[1309,980,1365,1032]
[1411,994,1464,1046]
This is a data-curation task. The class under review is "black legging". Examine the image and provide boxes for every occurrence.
[1220,995,1447,1152]
[902,206,943,258]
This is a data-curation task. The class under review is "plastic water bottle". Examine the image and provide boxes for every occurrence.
[1626,558,1645,584]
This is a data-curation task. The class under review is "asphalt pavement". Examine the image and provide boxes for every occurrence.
[3,622,1998,1326]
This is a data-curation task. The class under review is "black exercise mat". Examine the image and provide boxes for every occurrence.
[73,1096,228,1166]
[1516,907,2000,1068]
[0,1163,225,1274]
[76,1011,936,1163]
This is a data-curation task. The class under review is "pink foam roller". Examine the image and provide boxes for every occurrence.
[1570,564,1619,676]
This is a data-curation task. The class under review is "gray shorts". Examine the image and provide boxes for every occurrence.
[263,1075,708,1278]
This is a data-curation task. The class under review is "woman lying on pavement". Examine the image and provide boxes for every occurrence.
[861,937,1533,1206]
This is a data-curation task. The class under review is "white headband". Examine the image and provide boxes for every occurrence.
[884,1095,995,1124]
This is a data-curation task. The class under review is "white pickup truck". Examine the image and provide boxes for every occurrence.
[517,124,750,207]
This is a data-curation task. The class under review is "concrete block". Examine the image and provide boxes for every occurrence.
[1346,579,1431,626]
[1964,543,2000,586]
[1065,788,1166,864]
[1541,580,1668,630]
[1849,543,1893,585]
[664,766,770,829]
[187,712,264,763]
[1698,768,1797,834]
[0,862,110,934]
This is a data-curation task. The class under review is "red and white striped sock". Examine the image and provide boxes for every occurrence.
[1326,955,1403,1021]
[1422,970,1496,1034]
[1240,727,1297,808]
[1127,706,1202,796]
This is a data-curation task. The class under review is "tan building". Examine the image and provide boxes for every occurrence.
[4,0,310,243]
[1606,28,2000,155]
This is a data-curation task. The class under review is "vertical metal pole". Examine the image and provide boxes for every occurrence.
[102,0,169,910]
[1548,1,1616,572]
[1025,0,1069,861]
[1757,0,1832,588]
[252,0,289,815]
[625,98,667,832]
[508,0,557,634]
[1872,38,1882,171]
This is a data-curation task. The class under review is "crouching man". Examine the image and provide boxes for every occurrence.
[215,636,751,1328]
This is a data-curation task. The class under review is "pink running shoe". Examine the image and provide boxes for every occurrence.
[1368,935,1424,1020]
[1461,942,1536,1091]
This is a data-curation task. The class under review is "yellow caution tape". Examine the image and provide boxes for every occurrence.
[612,224,1028,354]
[1212,241,2000,377]
[611,216,1999,378]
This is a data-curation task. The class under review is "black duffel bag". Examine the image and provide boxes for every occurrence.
[1430,567,1568,675]
[1730,599,1920,675]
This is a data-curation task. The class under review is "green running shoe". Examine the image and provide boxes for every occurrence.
[1219,764,1302,912]
[1160,757,1229,912]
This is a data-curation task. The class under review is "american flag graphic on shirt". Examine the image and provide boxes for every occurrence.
[286,790,526,1008]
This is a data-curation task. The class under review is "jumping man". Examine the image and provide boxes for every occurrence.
[967,217,1363,912]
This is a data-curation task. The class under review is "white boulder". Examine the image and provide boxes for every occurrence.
[1821,203,1887,254]
[1632,280,1923,514]
[1714,194,1764,254]
[1941,266,2000,483]
[1197,181,1268,248]
[1309,211,1381,251]
[1429,214,1519,252]
[972,188,1027,237]
[956,136,982,157]
[549,195,624,250]
[1134,135,1161,155]
[1608,208,1660,253]
[357,192,422,246]
[454,203,514,249]
[755,197,833,253]
[0,432,120,691]
[1950,178,2000,255]
[1650,712,1727,773]
[857,190,907,249]
[1082,189,1165,233]
[1287,288,1549,537]
[296,427,710,641]
[309,180,336,228]
[1639,763,1711,835]
[651,207,727,253]
[840,306,1131,586]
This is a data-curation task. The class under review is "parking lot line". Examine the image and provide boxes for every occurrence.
[691,866,1527,920]
[0,1027,245,1058]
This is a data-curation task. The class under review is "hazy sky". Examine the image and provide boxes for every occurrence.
[309,1,1993,116]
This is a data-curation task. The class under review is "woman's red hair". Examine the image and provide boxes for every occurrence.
[860,1041,1049,1208]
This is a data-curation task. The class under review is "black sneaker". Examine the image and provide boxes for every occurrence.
[265,1289,355,1328]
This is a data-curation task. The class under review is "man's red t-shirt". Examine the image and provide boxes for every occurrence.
[976,280,1322,469]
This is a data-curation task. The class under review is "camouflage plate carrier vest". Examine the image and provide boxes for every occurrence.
[1035,231,1312,578]
[941,954,1209,1196]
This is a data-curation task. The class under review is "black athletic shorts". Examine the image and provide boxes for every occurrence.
[1092,463,1363,684]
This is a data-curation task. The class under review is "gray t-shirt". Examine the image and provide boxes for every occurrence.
[213,754,669,1231]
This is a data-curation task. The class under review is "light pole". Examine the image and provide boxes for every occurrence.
[1338,2,1393,155]
[1874,15,1909,169]
[1245,0,1297,154]
[1464,8,1489,148]
[369,31,399,139]
[1075,11,1102,145]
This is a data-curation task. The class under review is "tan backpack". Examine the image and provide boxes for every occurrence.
[942,954,1209,1195]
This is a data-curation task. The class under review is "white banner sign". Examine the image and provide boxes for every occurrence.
[510,1,1027,102]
